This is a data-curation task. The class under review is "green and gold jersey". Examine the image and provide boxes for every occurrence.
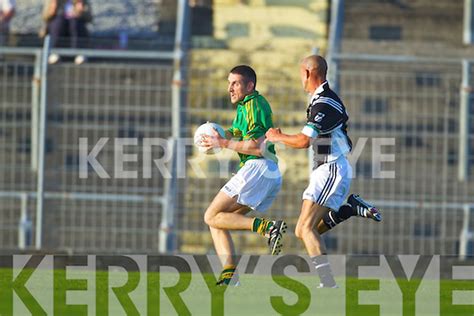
[228,91,277,168]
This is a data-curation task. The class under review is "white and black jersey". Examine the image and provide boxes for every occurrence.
[301,81,352,165]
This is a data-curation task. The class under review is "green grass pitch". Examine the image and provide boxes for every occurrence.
[0,268,473,315]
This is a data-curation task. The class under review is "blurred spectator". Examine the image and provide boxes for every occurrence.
[42,0,92,64]
[0,0,15,46]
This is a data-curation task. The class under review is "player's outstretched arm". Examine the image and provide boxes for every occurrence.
[222,136,264,156]
[265,128,311,149]
[201,130,264,156]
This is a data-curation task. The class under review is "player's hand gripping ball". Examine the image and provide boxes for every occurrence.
[193,122,226,154]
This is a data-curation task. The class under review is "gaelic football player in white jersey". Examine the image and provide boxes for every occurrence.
[266,55,382,288]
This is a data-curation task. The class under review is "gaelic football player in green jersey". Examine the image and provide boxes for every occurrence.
[200,65,286,286]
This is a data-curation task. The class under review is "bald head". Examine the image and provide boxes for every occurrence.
[299,55,328,93]
[301,55,328,80]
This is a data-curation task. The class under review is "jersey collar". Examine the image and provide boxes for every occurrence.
[309,81,328,104]
[239,90,259,105]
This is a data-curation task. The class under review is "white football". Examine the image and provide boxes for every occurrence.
[193,122,226,154]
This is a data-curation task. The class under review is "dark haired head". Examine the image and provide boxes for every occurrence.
[230,65,257,89]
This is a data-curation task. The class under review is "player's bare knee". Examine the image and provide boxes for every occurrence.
[295,227,302,239]
[204,209,215,227]
[296,223,312,239]
[295,225,304,239]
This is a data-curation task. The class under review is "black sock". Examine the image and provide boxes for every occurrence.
[322,204,354,230]
[340,203,357,217]
[311,254,336,287]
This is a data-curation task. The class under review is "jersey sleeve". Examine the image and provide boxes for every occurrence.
[244,99,273,140]
[302,101,348,138]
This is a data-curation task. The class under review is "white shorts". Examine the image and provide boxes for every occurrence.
[220,159,282,213]
[302,155,352,211]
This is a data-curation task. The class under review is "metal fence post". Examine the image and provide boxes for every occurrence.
[458,59,471,181]
[159,0,191,253]
[31,52,42,172]
[18,193,32,249]
[459,204,473,260]
[464,0,474,44]
[172,0,190,140]
[160,138,177,253]
[327,0,344,93]
[36,35,51,250]
[319,0,343,173]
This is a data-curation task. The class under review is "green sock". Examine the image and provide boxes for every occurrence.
[252,218,273,236]
[252,218,263,233]
[216,265,237,285]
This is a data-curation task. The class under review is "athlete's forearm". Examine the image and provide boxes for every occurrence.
[219,138,263,156]
[273,133,310,149]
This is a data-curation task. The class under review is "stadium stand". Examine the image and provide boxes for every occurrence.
[342,0,469,57]
[8,0,167,48]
